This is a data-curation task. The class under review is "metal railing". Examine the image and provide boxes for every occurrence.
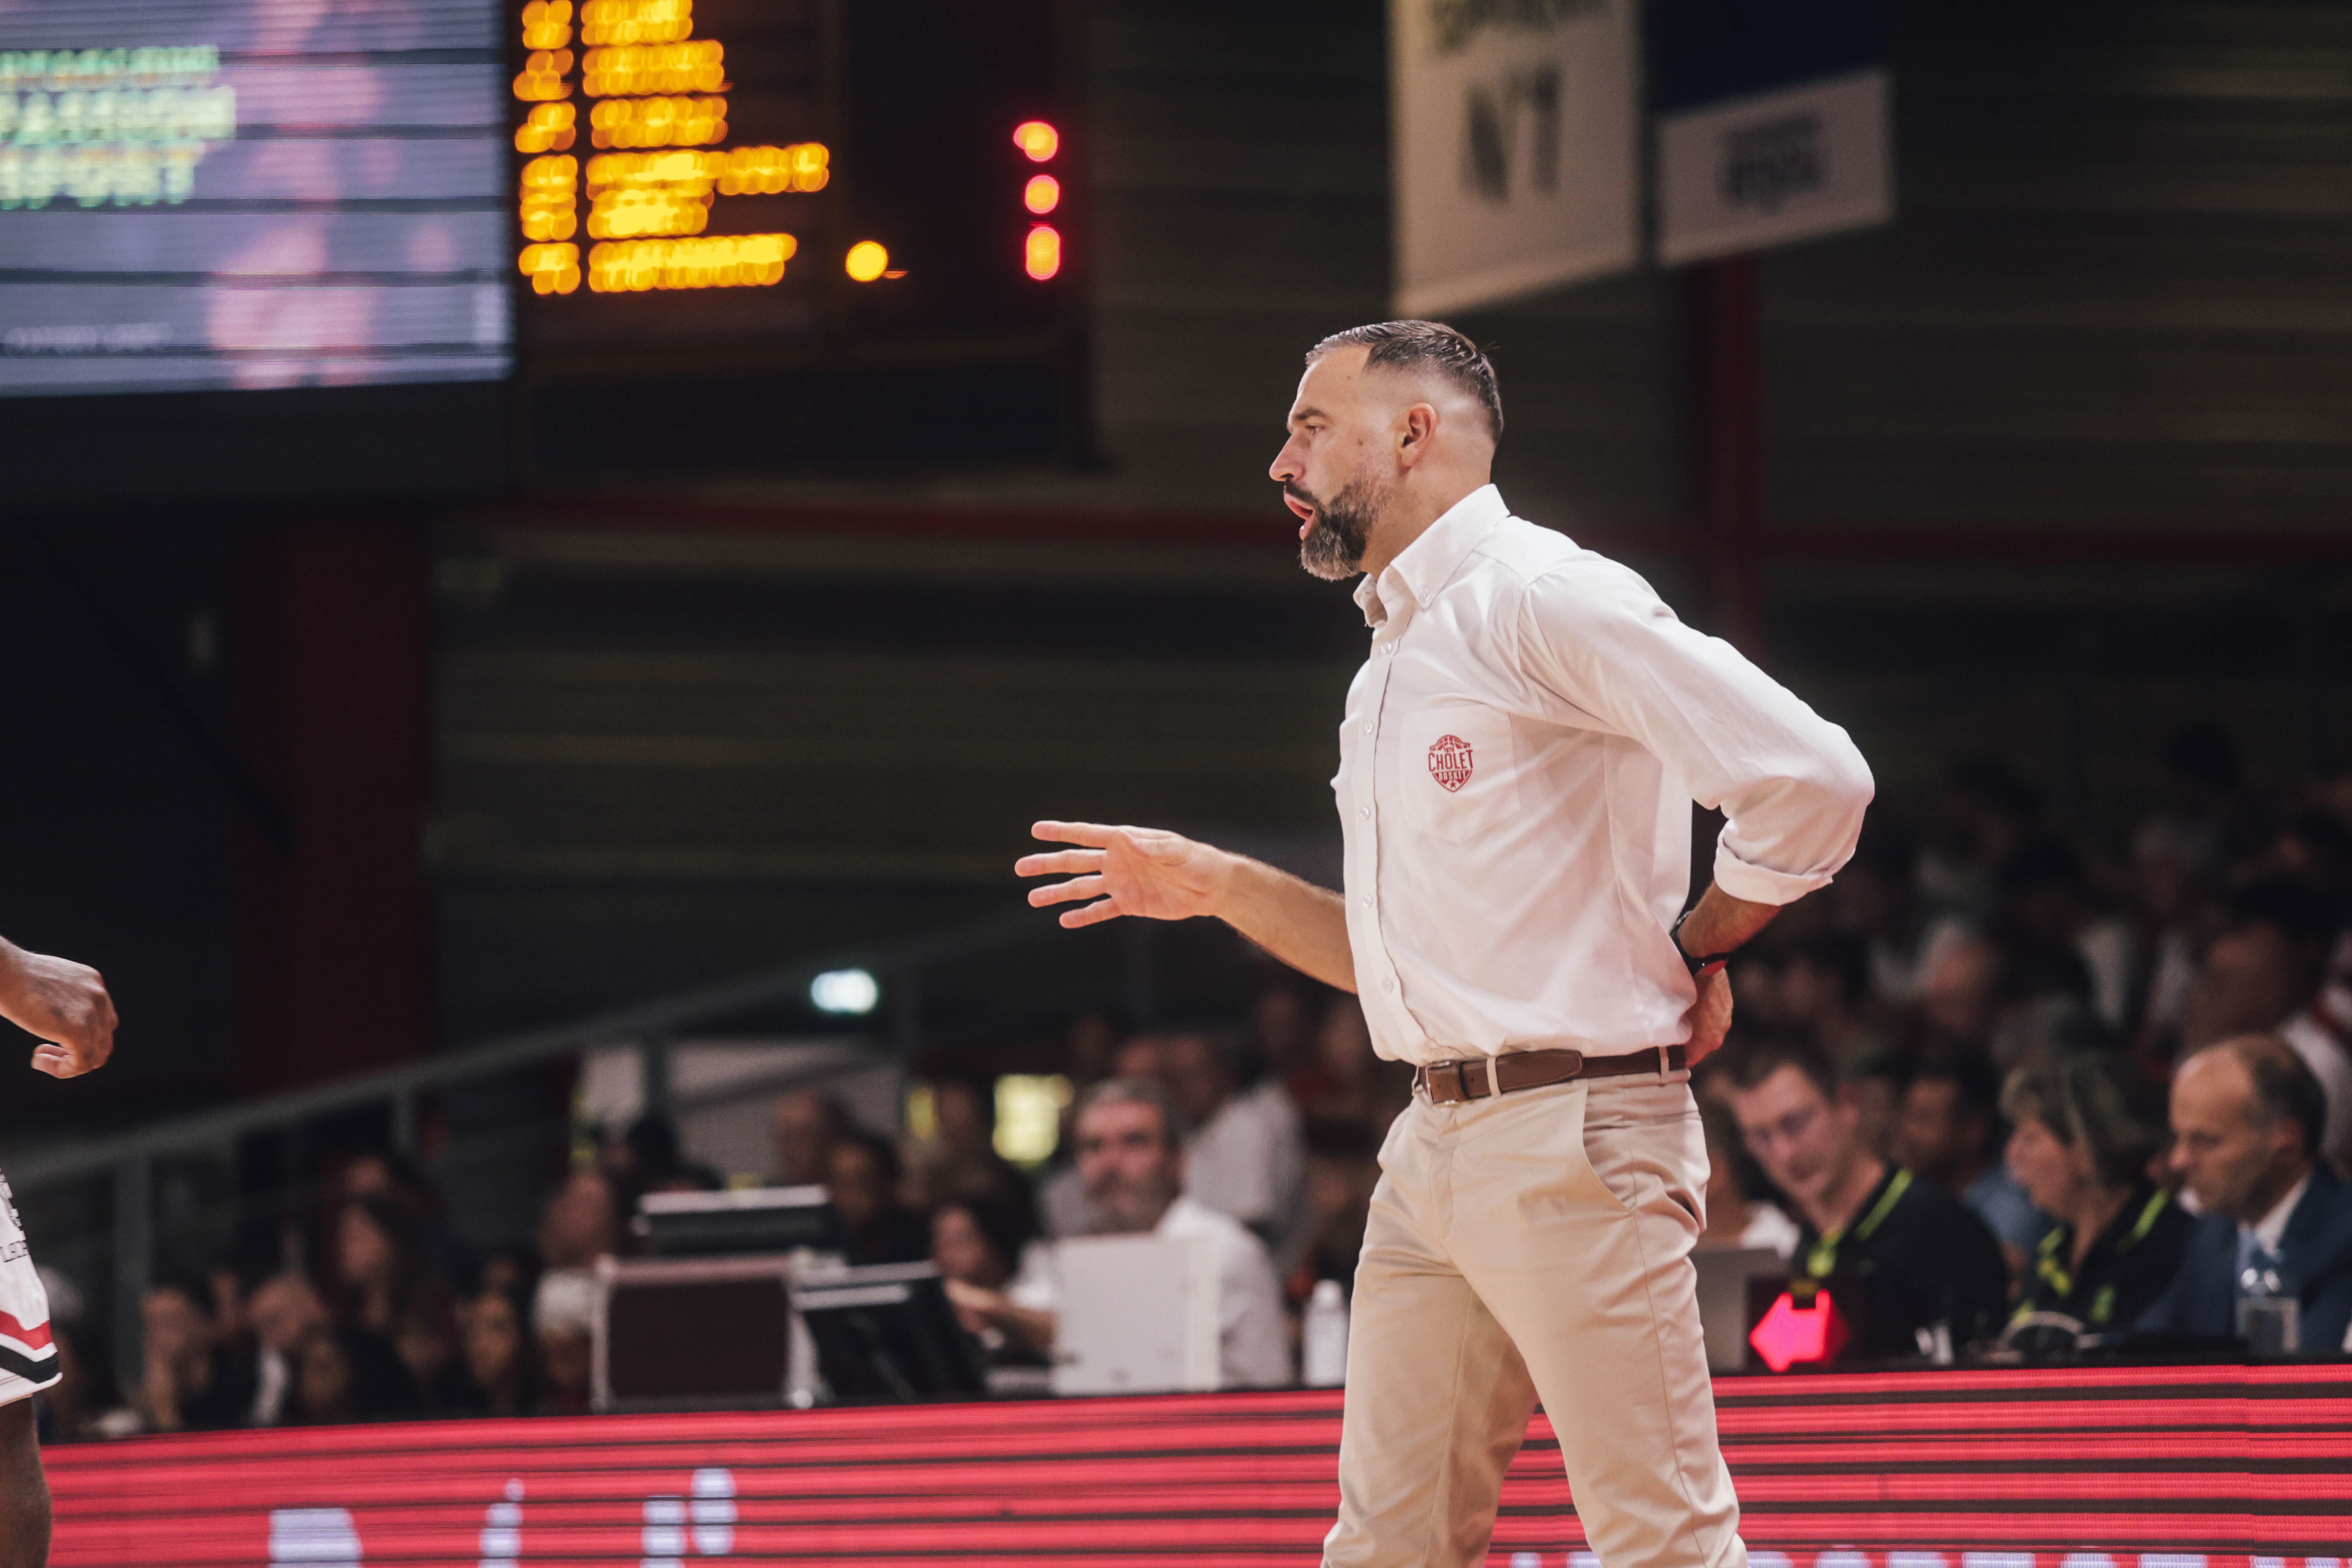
[3,907,1083,1397]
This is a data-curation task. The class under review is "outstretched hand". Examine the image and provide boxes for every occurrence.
[1014,821,1232,928]
[0,942,117,1080]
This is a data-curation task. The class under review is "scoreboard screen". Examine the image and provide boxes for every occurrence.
[0,0,1081,483]
[0,0,512,398]
[512,0,1083,475]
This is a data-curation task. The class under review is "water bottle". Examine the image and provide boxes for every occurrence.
[1303,1278,1349,1387]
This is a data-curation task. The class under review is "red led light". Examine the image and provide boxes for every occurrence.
[1013,120,1058,162]
[1023,173,1060,214]
[1024,224,1060,280]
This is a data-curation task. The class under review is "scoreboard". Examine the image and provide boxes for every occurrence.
[0,0,1082,486]
[509,0,1084,477]
[0,0,512,398]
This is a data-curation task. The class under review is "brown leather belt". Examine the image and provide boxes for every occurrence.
[1413,1045,1687,1105]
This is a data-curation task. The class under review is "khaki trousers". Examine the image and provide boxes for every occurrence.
[1323,1074,1746,1568]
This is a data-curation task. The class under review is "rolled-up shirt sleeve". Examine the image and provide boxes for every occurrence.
[1515,560,1873,906]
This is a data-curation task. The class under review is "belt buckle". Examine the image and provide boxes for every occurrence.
[1425,1060,1469,1103]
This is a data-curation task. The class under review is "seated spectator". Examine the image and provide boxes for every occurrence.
[335,1194,456,1400]
[1894,1039,2047,1271]
[827,1130,929,1265]
[904,1077,1037,1232]
[773,1089,850,1187]
[442,1288,537,1416]
[2139,1035,2352,1350]
[531,1268,598,1414]
[287,1322,424,1425]
[2001,1053,2189,1337]
[246,1269,329,1427]
[965,1078,1290,1388]
[1845,1045,1912,1163]
[140,1275,254,1433]
[2001,834,2141,1036]
[1696,1098,1799,1258]
[1291,996,1414,1145]
[1155,1027,1307,1276]
[933,1196,1049,1364]
[1291,1120,1382,1298]
[2178,878,2352,1172]
[342,1149,475,1297]
[1726,1040,2009,1359]
[537,1167,622,1274]
[1778,932,1885,1071]
[1832,812,1974,1010]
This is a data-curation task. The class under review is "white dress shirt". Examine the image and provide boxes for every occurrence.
[2278,1010,2352,1174]
[1182,1079,1310,1277]
[1007,1195,1293,1388]
[1335,485,1874,1064]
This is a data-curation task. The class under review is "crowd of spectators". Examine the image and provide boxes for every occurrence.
[31,725,2352,1437]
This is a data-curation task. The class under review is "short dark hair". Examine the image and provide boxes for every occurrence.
[2201,1033,2329,1160]
[1308,320,1503,442]
[2002,1052,2169,1189]
[1721,1036,1841,1103]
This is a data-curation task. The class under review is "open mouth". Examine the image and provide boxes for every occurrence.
[1283,491,1316,536]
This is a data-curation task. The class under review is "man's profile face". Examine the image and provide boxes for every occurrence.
[1075,1097,1181,1233]
[1269,346,1398,581]
[1731,1063,1861,1220]
[2169,1049,2295,1221]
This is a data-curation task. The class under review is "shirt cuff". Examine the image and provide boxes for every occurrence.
[1712,839,1838,906]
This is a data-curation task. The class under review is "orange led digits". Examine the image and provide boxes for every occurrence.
[582,40,724,96]
[579,0,693,45]
[515,102,576,152]
[512,48,573,101]
[588,94,726,149]
[1022,173,1059,214]
[1024,224,1060,280]
[520,0,573,48]
[518,241,581,294]
[1013,120,1057,162]
[845,241,888,282]
[588,233,795,291]
[519,154,578,240]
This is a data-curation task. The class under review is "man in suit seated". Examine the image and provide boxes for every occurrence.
[2139,1033,2352,1351]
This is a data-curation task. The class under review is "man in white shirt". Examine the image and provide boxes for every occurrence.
[1020,321,1872,1568]
[957,1078,1292,1389]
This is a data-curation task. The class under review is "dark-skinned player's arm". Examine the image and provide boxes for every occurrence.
[0,935,116,1079]
[1016,821,1357,994]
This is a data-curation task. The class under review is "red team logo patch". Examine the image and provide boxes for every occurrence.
[1428,734,1474,793]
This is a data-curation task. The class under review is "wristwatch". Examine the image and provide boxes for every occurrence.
[1670,908,1735,979]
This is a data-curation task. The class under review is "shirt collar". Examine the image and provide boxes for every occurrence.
[2246,1169,2311,1255]
[1352,483,1509,630]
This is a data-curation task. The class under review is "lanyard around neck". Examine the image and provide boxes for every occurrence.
[1805,1167,1911,1281]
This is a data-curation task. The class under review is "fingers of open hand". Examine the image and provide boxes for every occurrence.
[1027,874,1105,908]
[1014,848,1104,879]
[1030,820,1119,848]
[1058,898,1124,929]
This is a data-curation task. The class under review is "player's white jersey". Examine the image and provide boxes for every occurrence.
[0,1171,58,1403]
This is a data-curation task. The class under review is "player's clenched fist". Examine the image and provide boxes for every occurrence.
[1015,820,1234,928]
[0,939,118,1080]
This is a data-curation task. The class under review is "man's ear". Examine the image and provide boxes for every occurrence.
[1396,402,1439,468]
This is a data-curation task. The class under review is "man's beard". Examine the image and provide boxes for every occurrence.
[1290,472,1391,581]
[1086,1170,1179,1234]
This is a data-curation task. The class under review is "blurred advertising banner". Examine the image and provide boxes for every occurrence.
[1651,0,1893,265]
[1389,0,1641,315]
[45,1367,2352,1562]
